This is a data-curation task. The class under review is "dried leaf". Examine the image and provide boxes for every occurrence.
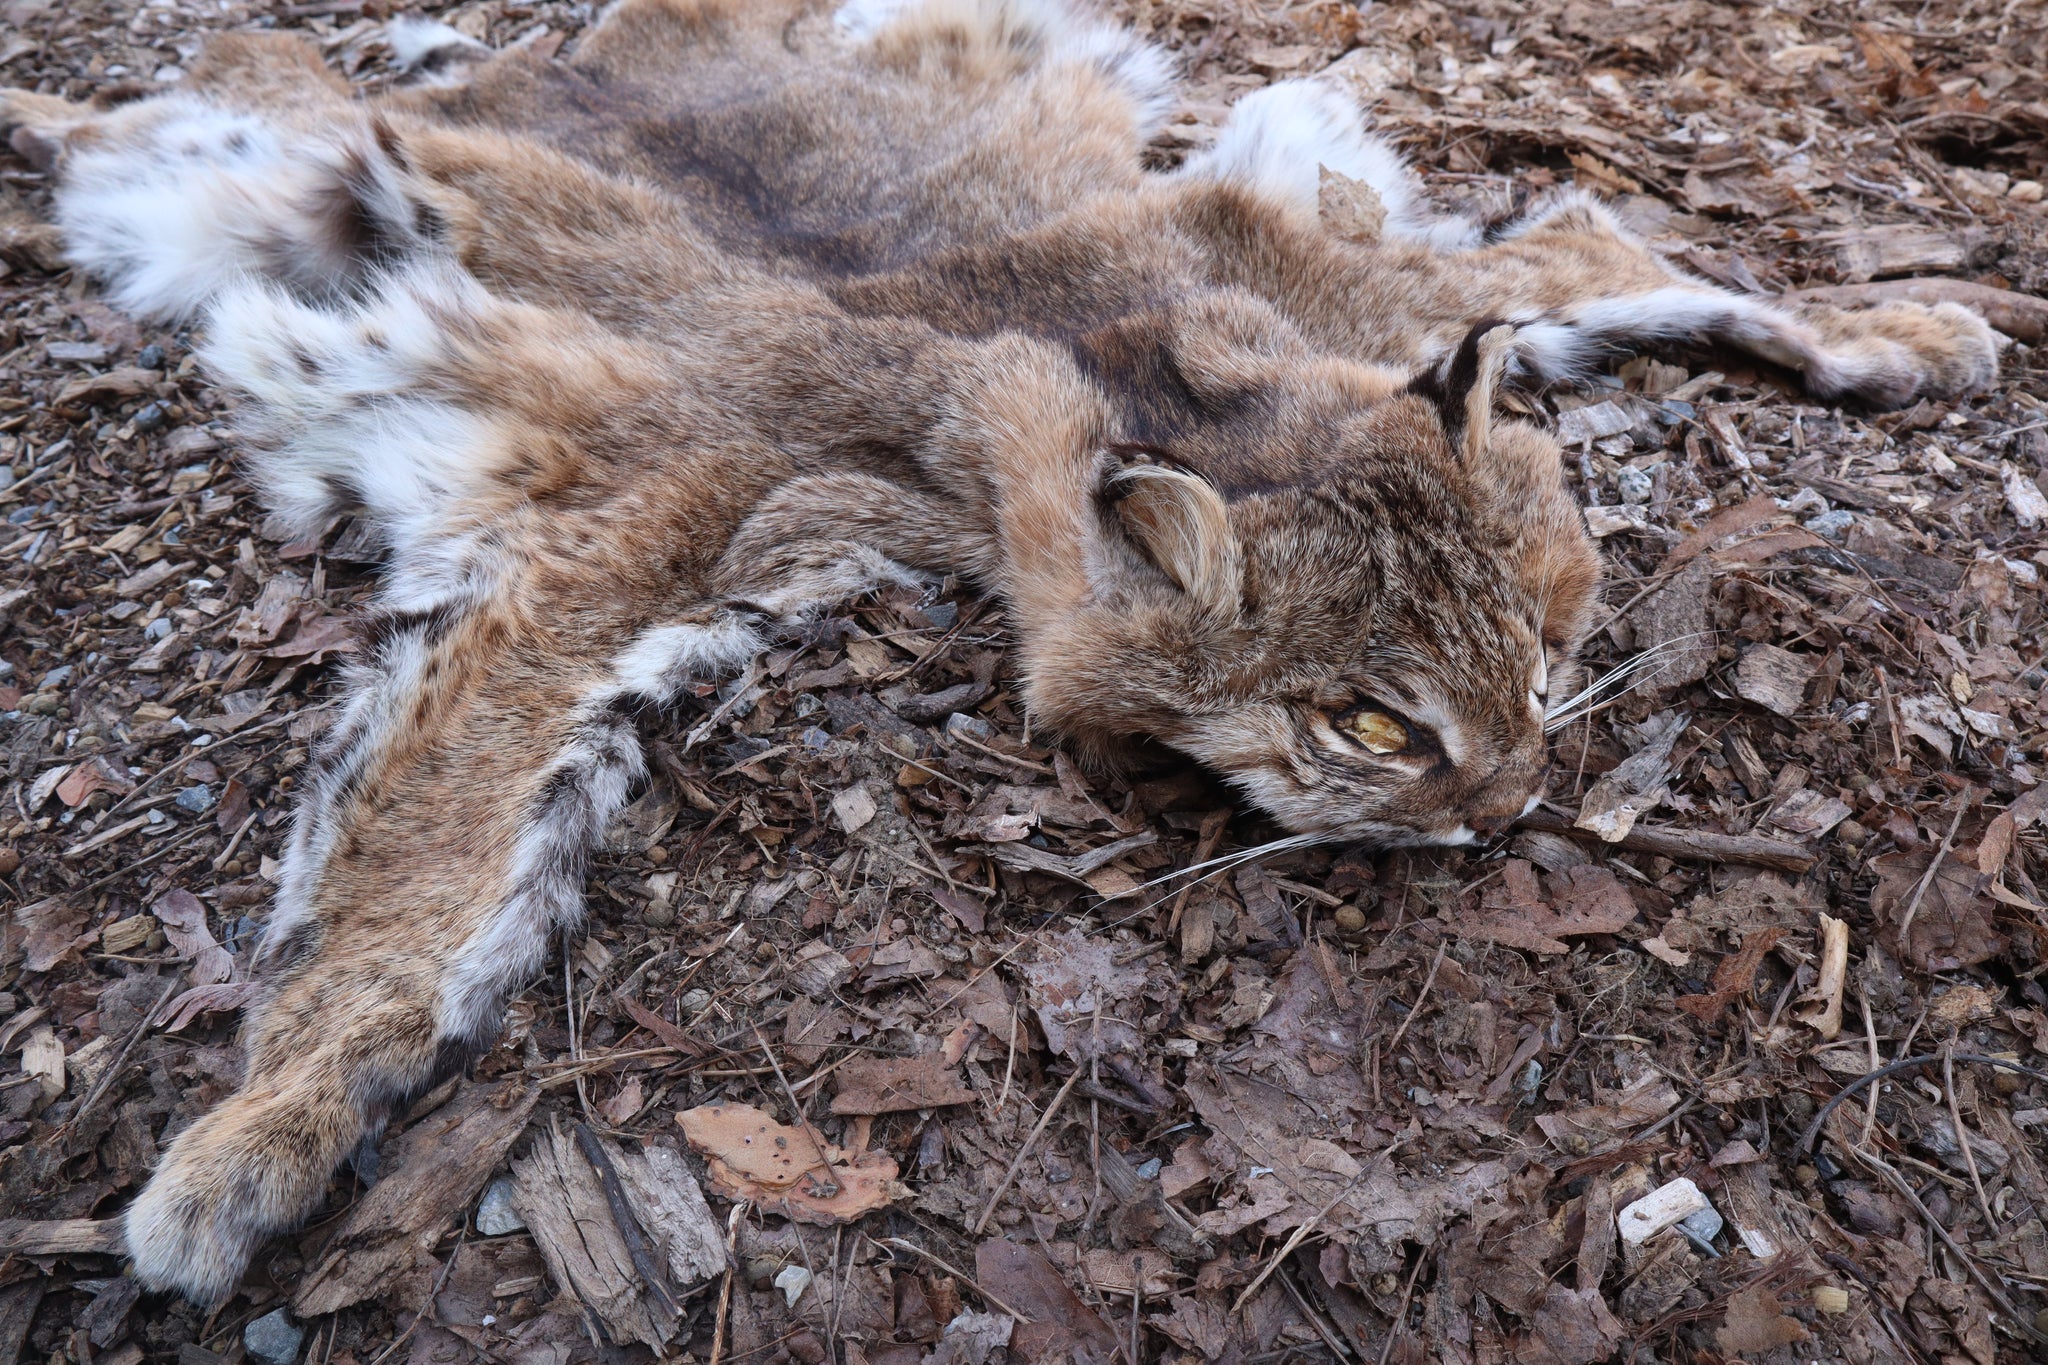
[1676,927,1786,1022]
[829,1053,973,1115]
[1714,1282,1809,1354]
[153,889,232,985]
[676,1101,903,1224]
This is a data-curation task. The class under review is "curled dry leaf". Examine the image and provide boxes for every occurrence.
[1676,927,1786,1022]
[153,888,233,985]
[677,1101,903,1224]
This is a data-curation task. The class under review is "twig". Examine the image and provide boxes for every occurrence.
[1797,1053,2048,1154]
[706,1201,746,1365]
[876,1237,1034,1324]
[1849,1143,2048,1347]
[1374,1247,1429,1365]
[1939,1047,1997,1234]
[1230,1150,1391,1315]
[367,1225,467,1365]
[971,1067,1082,1235]
[62,977,177,1128]
[751,1022,841,1190]
[573,1123,679,1320]
[1514,808,1813,872]
[1381,943,1446,1060]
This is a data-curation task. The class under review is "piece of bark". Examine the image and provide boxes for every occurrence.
[0,1218,124,1257]
[1824,225,1995,282]
[293,1082,536,1316]
[608,1142,729,1287]
[512,1120,680,1348]
[1517,808,1814,873]
[1791,279,2048,344]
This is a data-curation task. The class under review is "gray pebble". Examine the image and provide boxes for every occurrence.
[37,665,72,690]
[475,1176,525,1235]
[175,784,215,813]
[133,401,170,434]
[1804,509,1856,540]
[1615,466,1654,505]
[244,1308,304,1365]
[137,344,166,370]
[145,618,173,641]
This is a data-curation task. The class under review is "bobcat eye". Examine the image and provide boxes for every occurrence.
[1339,706,1410,755]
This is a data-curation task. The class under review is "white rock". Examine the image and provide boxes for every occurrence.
[773,1264,812,1308]
[475,1175,525,1235]
[1617,1177,1710,1244]
[2002,462,2048,528]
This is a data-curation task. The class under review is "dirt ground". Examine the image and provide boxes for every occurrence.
[3,0,2048,1362]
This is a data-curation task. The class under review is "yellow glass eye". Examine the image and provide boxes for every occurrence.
[1343,709,1409,754]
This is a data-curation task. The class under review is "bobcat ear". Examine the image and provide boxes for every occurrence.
[1407,319,1518,462]
[1100,445,1242,617]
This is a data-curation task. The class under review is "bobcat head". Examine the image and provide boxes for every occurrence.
[1017,321,1600,846]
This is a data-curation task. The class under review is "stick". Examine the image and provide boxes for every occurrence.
[1895,802,1966,947]
[1940,1048,1997,1234]
[1515,808,1814,872]
[573,1123,679,1320]
[1851,1144,2048,1347]
[1381,943,1445,1060]
[706,1202,745,1365]
[1797,1052,2048,1154]
[972,1068,1081,1235]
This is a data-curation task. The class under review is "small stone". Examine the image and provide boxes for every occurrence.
[132,401,170,434]
[678,988,711,1014]
[1804,509,1856,540]
[923,601,960,630]
[2009,180,2044,204]
[475,1176,525,1235]
[244,1308,304,1365]
[1333,905,1367,933]
[773,1264,812,1307]
[642,902,675,928]
[745,1256,780,1290]
[1615,466,1654,505]
[175,784,215,814]
[137,344,166,370]
[144,618,173,641]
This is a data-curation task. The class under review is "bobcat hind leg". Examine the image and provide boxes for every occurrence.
[1482,192,1999,407]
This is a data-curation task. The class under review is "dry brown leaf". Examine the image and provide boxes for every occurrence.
[829,1052,973,1115]
[153,889,232,985]
[1714,1282,1809,1354]
[1871,849,2008,971]
[1449,861,1638,955]
[1676,927,1786,1022]
[54,756,134,808]
[677,1101,902,1224]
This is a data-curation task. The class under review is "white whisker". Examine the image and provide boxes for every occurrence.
[1545,632,1715,733]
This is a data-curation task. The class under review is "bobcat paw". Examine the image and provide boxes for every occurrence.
[1799,299,2000,408]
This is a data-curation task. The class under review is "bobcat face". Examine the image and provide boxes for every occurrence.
[1023,324,1601,846]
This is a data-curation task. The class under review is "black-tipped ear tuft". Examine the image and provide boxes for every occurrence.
[1405,318,1517,460]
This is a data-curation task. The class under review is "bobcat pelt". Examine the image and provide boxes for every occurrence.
[3,0,1998,1305]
